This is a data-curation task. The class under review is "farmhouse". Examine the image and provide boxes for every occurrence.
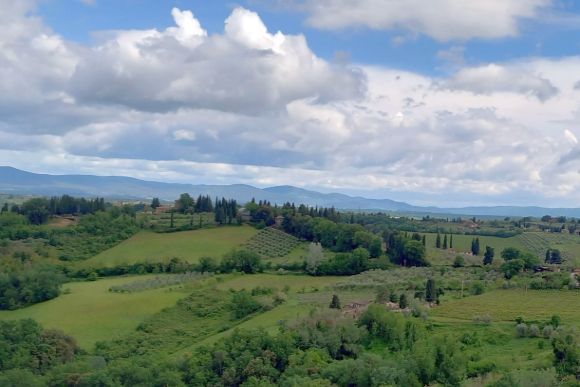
[238,208,252,222]
[154,205,173,215]
[274,215,284,228]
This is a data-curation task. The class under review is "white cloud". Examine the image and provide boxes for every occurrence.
[295,0,551,41]
[1,2,580,206]
[440,63,559,101]
[68,7,364,114]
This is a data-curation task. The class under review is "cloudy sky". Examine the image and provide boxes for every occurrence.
[1,0,580,207]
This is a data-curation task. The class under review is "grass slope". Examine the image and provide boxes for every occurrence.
[79,226,258,268]
[0,276,189,349]
[433,289,580,324]
[422,232,527,265]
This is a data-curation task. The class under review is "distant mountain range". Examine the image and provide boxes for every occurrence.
[1,166,579,218]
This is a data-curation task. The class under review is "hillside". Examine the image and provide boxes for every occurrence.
[2,166,580,217]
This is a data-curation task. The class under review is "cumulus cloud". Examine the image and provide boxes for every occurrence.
[293,0,550,41]
[69,7,365,114]
[440,64,559,101]
[1,2,580,206]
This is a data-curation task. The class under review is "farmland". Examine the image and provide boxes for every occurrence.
[243,227,302,261]
[0,276,190,349]
[78,225,258,268]
[421,232,528,265]
[143,211,216,231]
[432,289,580,324]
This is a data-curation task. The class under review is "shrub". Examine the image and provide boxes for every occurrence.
[543,325,554,339]
[528,324,540,338]
[516,323,528,338]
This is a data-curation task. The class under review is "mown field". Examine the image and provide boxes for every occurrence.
[0,276,191,349]
[78,226,258,268]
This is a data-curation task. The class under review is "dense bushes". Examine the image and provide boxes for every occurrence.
[0,319,79,373]
[0,265,64,310]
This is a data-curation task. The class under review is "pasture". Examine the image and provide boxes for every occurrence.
[78,226,258,268]
[0,276,190,349]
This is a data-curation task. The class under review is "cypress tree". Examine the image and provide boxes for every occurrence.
[443,234,448,249]
[329,294,341,309]
[435,232,441,249]
[426,279,437,303]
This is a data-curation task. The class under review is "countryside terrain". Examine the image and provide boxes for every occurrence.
[0,194,579,386]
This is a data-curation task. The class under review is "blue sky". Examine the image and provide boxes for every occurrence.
[1,0,580,207]
[37,0,580,74]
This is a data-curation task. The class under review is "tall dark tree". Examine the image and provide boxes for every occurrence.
[151,197,160,210]
[483,246,495,265]
[471,238,480,256]
[425,278,437,303]
[442,234,448,249]
[329,294,341,309]
[435,232,441,249]
[449,234,453,249]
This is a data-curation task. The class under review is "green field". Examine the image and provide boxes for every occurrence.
[516,232,580,266]
[79,226,258,268]
[433,289,580,324]
[0,276,190,349]
[422,232,528,265]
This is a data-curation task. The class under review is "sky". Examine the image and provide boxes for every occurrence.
[1,0,580,207]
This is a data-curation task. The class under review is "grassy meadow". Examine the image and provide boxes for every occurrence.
[433,289,580,324]
[422,232,528,265]
[78,225,258,268]
[0,276,191,349]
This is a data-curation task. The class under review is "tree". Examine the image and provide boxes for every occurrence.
[453,255,465,268]
[231,291,263,319]
[442,234,448,249]
[483,246,494,265]
[471,238,480,256]
[305,242,323,274]
[375,286,390,303]
[369,238,383,258]
[329,294,341,309]
[175,193,194,213]
[150,197,160,210]
[435,233,441,249]
[425,279,437,303]
[399,293,408,309]
[449,234,453,249]
[403,240,429,267]
[546,249,562,264]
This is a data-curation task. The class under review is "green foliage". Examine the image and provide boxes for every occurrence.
[425,278,437,303]
[0,264,64,310]
[329,294,341,309]
[231,290,264,320]
[221,249,263,274]
[0,319,79,373]
[552,329,580,377]
[483,245,495,265]
[453,255,465,268]
[245,228,300,258]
